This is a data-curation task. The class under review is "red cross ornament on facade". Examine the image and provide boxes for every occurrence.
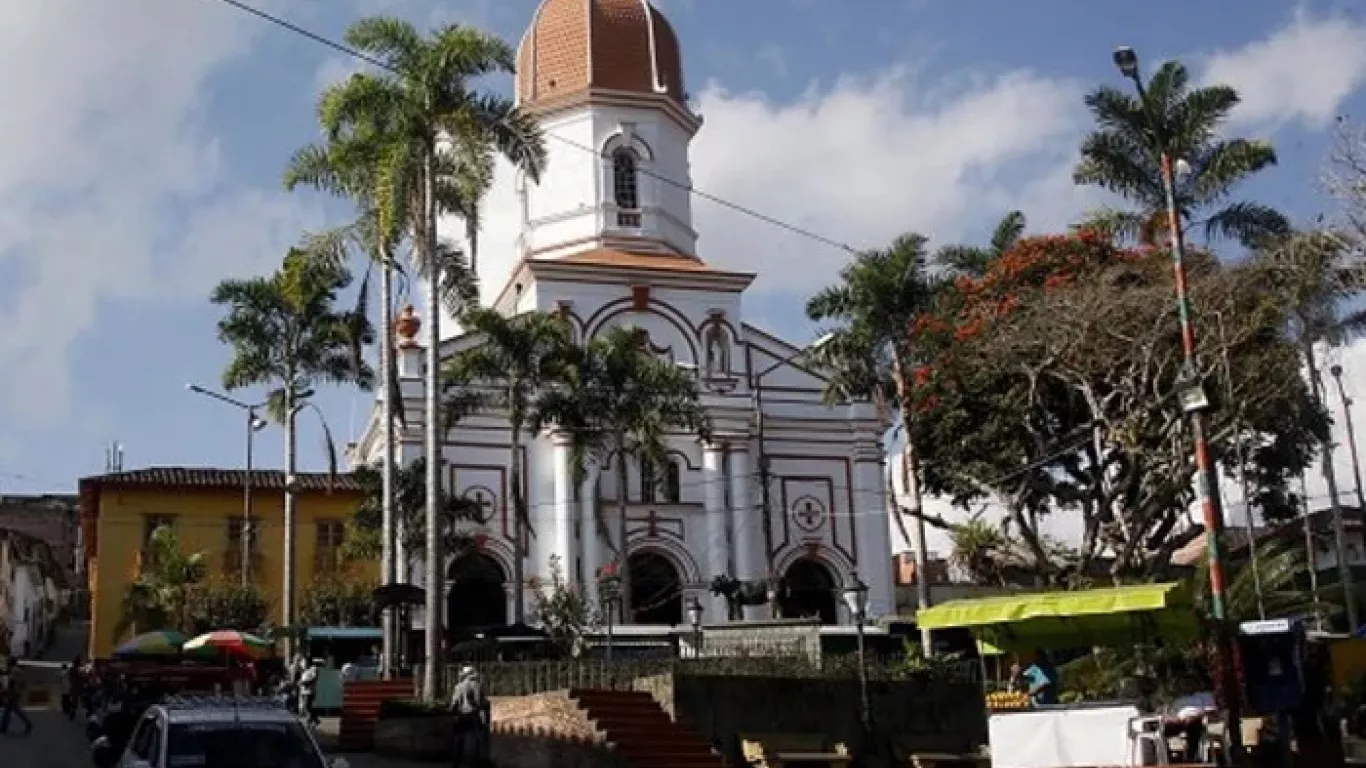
[793,498,823,532]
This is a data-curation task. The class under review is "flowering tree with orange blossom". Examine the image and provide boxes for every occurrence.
[906,231,1327,581]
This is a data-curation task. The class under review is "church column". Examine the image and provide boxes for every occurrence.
[549,431,576,587]
[702,441,729,620]
[728,442,762,619]
[580,465,602,609]
[852,406,894,619]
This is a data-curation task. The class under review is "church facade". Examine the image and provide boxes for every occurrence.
[349,0,895,631]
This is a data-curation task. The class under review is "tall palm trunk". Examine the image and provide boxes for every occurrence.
[891,353,933,655]
[379,253,398,677]
[509,416,526,624]
[615,442,631,623]
[283,387,298,660]
[421,141,443,702]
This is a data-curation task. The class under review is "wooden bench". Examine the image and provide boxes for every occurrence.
[741,732,852,768]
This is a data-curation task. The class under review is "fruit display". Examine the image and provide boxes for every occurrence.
[985,690,1031,711]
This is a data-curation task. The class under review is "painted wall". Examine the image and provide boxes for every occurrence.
[86,484,369,658]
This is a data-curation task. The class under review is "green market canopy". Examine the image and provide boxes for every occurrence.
[916,582,1198,655]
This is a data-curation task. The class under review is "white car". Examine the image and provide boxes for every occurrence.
[92,694,349,768]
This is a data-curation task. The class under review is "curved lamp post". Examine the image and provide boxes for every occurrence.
[842,572,871,734]
[686,595,704,659]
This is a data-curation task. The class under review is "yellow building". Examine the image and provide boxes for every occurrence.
[78,467,371,658]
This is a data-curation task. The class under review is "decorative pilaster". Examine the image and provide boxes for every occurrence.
[579,466,602,608]
[393,305,422,584]
[549,432,576,584]
[851,404,894,619]
[728,442,761,619]
[702,441,729,620]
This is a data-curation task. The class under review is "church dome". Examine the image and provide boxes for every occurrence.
[516,0,686,108]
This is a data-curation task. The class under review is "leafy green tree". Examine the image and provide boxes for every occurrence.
[539,327,711,620]
[344,457,484,565]
[212,250,375,638]
[910,232,1325,579]
[317,17,545,697]
[117,525,208,637]
[299,575,381,628]
[1074,60,1289,246]
[185,581,271,635]
[533,555,597,657]
[443,308,574,623]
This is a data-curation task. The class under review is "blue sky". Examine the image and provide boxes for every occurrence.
[2,0,1366,498]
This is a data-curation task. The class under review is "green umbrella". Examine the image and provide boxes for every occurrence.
[112,630,188,658]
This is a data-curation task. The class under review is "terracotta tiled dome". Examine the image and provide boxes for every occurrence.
[516,0,685,107]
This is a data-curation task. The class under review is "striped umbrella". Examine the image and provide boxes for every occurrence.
[112,630,188,658]
[183,630,274,659]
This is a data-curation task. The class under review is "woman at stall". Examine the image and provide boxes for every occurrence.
[1013,649,1060,706]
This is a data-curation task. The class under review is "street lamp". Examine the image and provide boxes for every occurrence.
[598,567,622,663]
[842,571,871,734]
[187,383,268,587]
[1112,46,1241,756]
[685,595,704,658]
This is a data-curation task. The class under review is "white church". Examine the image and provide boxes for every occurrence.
[349,0,896,636]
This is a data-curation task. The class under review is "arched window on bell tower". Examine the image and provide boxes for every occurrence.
[612,148,641,227]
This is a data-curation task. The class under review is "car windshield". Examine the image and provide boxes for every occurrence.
[165,720,326,768]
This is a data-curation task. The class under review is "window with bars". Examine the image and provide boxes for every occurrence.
[640,456,657,504]
[140,514,177,570]
[224,518,258,573]
[640,457,682,504]
[314,519,346,575]
[612,149,641,226]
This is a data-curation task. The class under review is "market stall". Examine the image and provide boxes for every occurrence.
[917,582,1201,768]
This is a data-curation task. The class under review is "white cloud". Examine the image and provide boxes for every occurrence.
[0,0,320,429]
[1202,9,1366,129]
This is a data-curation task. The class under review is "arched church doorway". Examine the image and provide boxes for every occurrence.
[627,551,683,625]
[780,559,837,624]
[447,552,508,633]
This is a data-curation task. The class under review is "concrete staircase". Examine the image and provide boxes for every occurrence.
[570,689,726,768]
[338,678,413,751]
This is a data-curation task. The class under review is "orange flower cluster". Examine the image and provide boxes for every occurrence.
[904,231,1150,416]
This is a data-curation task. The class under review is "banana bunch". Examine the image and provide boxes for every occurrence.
[985,691,1031,711]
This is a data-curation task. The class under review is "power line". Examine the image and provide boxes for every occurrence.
[200,0,858,255]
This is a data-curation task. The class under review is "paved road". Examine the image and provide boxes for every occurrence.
[2,620,92,767]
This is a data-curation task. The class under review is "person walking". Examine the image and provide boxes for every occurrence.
[0,657,33,736]
[298,659,320,727]
[448,665,490,768]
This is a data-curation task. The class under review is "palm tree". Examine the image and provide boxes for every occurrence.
[442,309,574,624]
[285,129,409,672]
[936,211,1027,277]
[318,18,545,697]
[1073,60,1289,246]
[539,326,711,621]
[211,249,376,645]
[344,457,485,563]
[1252,229,1366,629]
[805,232,944,650]
[117,525,209,637]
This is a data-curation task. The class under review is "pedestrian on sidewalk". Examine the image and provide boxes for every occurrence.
[448,665,490,768]
[0,657,34,736]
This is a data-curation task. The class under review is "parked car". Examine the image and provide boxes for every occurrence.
[91,694,348,768]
